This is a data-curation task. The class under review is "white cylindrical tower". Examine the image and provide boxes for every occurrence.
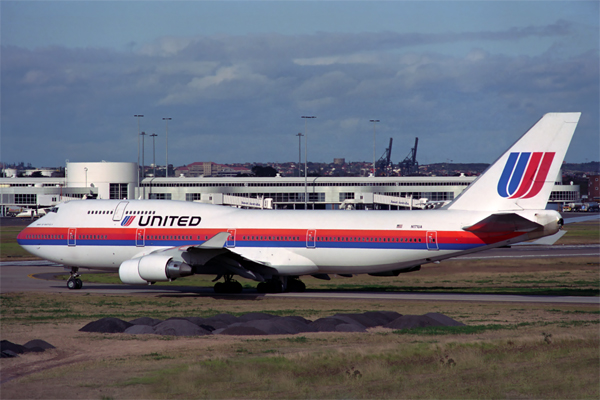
[66,161,137,199]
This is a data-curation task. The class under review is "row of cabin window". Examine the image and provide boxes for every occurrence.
[238,235,420,242]
[242,236,301,241]
[86,210,158,215]
[317,236,422,243]
[78,235,108,239]
[26,234,64,239]
[147,235,198,240]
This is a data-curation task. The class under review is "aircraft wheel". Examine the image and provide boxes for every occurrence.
[231,281,243,293]
[257,280,283,293]
[67,278,77,290]
[287,279,306,293]
[214,282,224,293]
[75,278,83,289]
[256,282,267,293]
[274,283,283,293]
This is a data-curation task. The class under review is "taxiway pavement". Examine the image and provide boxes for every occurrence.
[2,243,598,304]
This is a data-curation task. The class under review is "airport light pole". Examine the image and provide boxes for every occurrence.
[163,117,172,177]
[370,119,379,176]
[134,115,144,195]
[140,131,147,199]
[150,133,158,177]
[296,132,303,178]
[301,116,316,209]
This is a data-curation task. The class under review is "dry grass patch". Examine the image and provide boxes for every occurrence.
[1,292,598,399]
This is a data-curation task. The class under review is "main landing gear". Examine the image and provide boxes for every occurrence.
[212,275,307,294]
[213,275,243,294]
[67,267,83,290]
[256,277,306,293]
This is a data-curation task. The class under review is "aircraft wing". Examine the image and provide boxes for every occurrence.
[463,213,542,233]
[156,232,277,282]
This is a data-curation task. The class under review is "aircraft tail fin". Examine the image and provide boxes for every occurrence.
[447,113,581,211]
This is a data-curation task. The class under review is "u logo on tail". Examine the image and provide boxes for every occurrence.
[497,152,555,199]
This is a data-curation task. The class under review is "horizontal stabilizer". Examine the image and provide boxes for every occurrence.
[515,229,567,246]
[463,213,542,233]
[563,215,600,224]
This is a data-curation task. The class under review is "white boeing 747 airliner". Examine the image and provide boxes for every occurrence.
[18,113,581,293]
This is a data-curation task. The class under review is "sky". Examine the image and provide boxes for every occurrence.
[1,1,598,169]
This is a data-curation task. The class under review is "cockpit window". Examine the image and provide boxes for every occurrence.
[49,207,58,213]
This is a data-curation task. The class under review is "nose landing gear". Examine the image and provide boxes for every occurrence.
[67,267,83,290]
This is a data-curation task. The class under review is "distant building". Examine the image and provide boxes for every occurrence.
[0,161,136,215]
[589,175,600,202]
[175,162,251,177]
[0,161,583,215]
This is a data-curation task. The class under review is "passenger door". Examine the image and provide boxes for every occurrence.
[226,229,236,248]
[113,201,129,221]
[426,231,438,250]
[68,228,77,247]
[306,229,316,249]
[136,228,145,247]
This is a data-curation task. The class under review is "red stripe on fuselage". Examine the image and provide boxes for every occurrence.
[19,226,523,247]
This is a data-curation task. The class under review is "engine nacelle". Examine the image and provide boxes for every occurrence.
[118,254,193,285]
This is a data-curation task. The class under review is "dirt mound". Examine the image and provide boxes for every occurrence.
[333,313,381,328]
[364,311,403,325]
[1,339,55,358]
[237,312,277,322]
[124,325,155,335]
[23,339,55,350]
[79,317,133,333]
[424,312,466,327]
[164,317,215,332]
[309,317,365,332]
[153,320,212,336]
[128,317,163,326]
[81,312,465,337]
[276,316,317,334]
[218,325,268,336]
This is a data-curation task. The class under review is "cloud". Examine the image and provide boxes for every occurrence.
[1,21,598,167]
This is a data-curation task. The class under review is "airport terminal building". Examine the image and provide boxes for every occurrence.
[1,161,581,215]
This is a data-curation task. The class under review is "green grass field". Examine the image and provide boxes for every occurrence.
[0,226,34,259]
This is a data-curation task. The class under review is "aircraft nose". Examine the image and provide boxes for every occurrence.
[16,228,29,245]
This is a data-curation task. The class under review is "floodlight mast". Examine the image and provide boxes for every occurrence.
[296,132,303,178]
[150,133,158,177]
[134,115,144,197]
[301,116,316,209]
[163,118,172,178]
[370,120,380,176]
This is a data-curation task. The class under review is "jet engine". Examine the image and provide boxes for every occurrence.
[119,254,193,285]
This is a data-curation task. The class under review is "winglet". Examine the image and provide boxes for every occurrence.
[199,232,231,249]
